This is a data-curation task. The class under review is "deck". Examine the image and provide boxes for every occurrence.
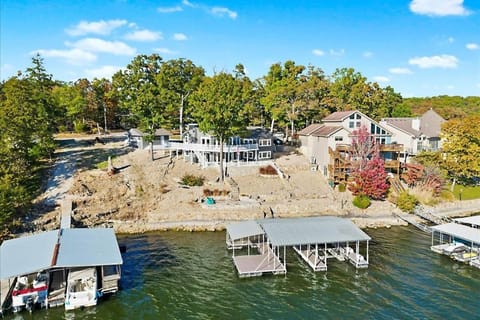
[232,242,285,277]
[293,246,327,271]
[0,278,13,313]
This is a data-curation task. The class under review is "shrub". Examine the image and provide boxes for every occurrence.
[396,191,418,213]
[352,195,371,209]
[181,174,205,186]
[338,183,346,192]
[73,120,89,133]
[259,165,277,175]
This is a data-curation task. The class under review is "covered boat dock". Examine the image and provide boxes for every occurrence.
[430,222,480,269]
[453,215,480,228]
[0,228,123,314]
[226,216,371,277]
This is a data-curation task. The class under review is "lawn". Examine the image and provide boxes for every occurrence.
[450,184,480,200]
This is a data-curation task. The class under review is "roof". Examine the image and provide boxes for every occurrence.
[454,215,480,227]
[322,111,356,122]
[297,124,343,137]
[258,216,371,247]
[420,109,445,137]
[227,220,265,241]
[382,118,420,137]
[129,128,171,137]
[431,223,480,244]
[56,228,123,268]
[0,230,59,279]
[0,228,122,280]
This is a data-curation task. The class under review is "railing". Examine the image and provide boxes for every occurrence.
[169,142,259,152]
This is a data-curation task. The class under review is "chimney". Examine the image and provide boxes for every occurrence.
[412,117,420,131]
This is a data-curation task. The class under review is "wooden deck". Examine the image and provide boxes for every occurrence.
[232,242,285,277]
[293,246,327,271]
[0,278,14,313]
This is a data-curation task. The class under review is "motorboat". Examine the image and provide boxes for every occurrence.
[11,271,49,313]
[65,268,98,310]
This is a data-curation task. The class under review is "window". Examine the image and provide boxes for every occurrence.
[356,114,361,119]
[259,139,271,147]
[349,114,355,119]
[371,123,375,134]
[335,136,343,142]
[243,138,255,145]
[356,121,361,127]
[349,121,354,128]
[259,151,271,159]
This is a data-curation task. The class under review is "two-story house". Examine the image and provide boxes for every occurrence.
[173,124,277,167]
[380,108,445,160]
[298,110,403,183]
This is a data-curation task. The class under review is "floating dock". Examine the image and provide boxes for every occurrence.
[226,216,371,277]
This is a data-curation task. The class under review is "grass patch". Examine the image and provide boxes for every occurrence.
[181,174,205,186]
[450,184,480,200]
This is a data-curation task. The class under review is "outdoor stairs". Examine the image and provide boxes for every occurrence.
[193,150,206,167]
[389,176,405,195]
[227,177,240,201]
[414,205,451,225]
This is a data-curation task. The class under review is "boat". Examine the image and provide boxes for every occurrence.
[11,271,49,313]
[65,268,98,310]
[442,242,468,256]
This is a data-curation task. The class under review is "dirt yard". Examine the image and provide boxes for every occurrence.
[31,135,407,234]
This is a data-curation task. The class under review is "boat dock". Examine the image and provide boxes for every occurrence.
[226,216,371,277]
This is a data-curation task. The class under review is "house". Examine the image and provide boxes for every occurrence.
[128,128,171,149]
[380,108,445,159]
[173,124,277,167]
[298,110,403,183]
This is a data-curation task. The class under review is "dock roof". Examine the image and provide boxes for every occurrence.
[227,220,265,241]
[0,230,59,280]
[259,216,371,247]
[431,223,480,244]
[0,228,122,280]
[454,215,480,227]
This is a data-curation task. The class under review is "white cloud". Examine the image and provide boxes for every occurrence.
[85,65,122,79]
[373,76,390,83]
[466,43,479,50]
[182,0,196,8]
[125,29,162,42]
[409,0,471,16]
[312,49,325,56]
[448,37,455,43]
[446,85,455,90]
[173,33,188,41]
[408,54,458,69]
[211,7,237,19]
[389,67,413,75]
[158,6,183,13]
[329,49,345,56]
[363,51,373,58]
[66,38,136,56]
[154,48,179,55]
[66,19,127,36]
[31,48,97,65]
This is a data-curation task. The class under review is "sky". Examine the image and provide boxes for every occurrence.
[1,0,479,97]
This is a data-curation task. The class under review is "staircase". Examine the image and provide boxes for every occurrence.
[389,176,405,195]
[227,177,240,201]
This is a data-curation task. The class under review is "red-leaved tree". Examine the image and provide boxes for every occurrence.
[348,126,389,200]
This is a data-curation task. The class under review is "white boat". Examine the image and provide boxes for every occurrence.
[442,243,468,256]
[11,271,49,313]
[65,268,97,310]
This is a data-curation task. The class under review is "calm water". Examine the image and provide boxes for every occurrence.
[7,226,480,319]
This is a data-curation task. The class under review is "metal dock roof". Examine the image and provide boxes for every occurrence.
[454,215,480,227]
[431,223,480,244]
[258,216,371,247]
[0,228,122,280]
[0,230,59,279]
[226,220,265,240]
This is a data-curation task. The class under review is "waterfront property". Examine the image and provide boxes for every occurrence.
[226,216,371,277]
[430,222,480,269]
[128,128,171,150]
[0,228,123,314]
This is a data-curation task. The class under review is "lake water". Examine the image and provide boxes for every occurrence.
[7,226,480,319]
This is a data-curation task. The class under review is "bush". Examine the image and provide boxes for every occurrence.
[73,120,89,133]
[181,174,205,186]
[352,195,371,209]
[338,183,346,192]
[396,191,418,213]
[259,165,277,175]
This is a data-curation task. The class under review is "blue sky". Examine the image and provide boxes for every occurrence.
[1,0,479,97]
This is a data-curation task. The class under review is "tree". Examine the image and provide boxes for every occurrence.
[156,59,204,137]
[348,126,389,200]
[112,54,165,160]
[441,115,480,190]
[190,72,247,181]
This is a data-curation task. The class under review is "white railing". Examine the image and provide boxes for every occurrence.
[169,142,259,152]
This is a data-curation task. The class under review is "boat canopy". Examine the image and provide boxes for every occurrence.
[226,220,265,241]
[0,228,123,280]
[431,223,480,244]
[259,216,371,247]
[454,215,480,227]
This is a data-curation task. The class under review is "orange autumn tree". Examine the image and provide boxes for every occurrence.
[348,126,389,200]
